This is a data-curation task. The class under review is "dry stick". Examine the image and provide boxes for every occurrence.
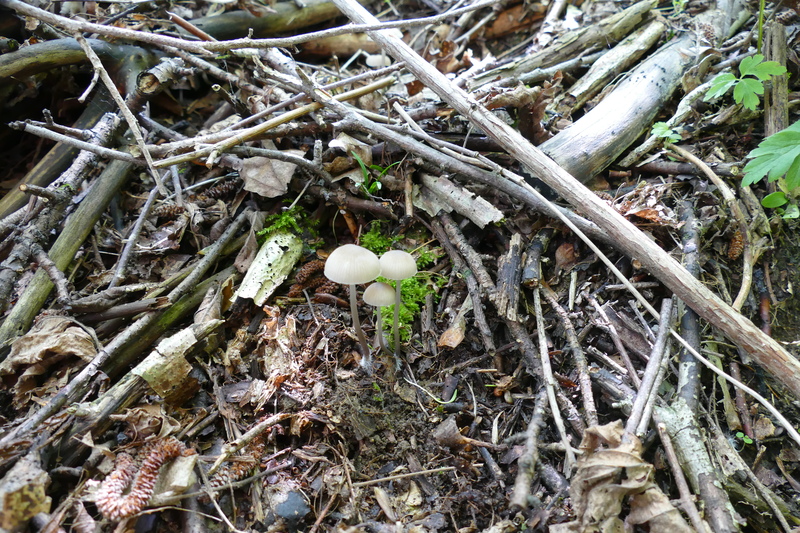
[654,421,709,533]
[29,242,71,303]
[74,34,167,195]
[206,413,292,476]
[153,77,395,168]
[430,219,496,360]
[510,388,548,509]
[625,298,673,435]
[540,284,598,427]
[668,143,764,312]
[0,0,212,55]
[439,213,497,299]
[533,287,576,474]
[293,53,800,447]
[587,295,641,389]
[0,211,250,448]
[195,0,500,52]
[676,201,702,409]
[554,384,586,437]
[329,0,800,402]
[705,416,794,533]
[7,121,139,164]
[109,183,161,289]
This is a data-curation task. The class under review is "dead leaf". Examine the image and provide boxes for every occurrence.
[0,316,97,408]
[552,421,694,533]
[240,151,303,198]
[555,242,579,271]
[0,450,51,530]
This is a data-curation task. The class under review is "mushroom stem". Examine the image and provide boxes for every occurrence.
[375,312,389,355]
[393,283,402,359]
[349,284,373,374]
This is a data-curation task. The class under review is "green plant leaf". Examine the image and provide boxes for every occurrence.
[761,191,788,208]
[740,54,787,80]
[738,54,766,77]
[742,146,800,186]
[783,203,800,218]
[785,152,800,191]
[704,73,737,100]
[733,78,764,110]
[748,132,800,157]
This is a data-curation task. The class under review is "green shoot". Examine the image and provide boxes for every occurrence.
[651,122,682,143]
[704,54,786,111]
[351,151,401,197]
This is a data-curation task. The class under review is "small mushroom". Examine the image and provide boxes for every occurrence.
[324,244,381,374]
[378,250,418,359]
[363,282,395,356]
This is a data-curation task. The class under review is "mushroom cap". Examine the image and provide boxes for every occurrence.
[379,250,418,280]
[324,244,381,285]
[363,282,396,307]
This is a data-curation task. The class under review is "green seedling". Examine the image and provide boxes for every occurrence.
[735,431,754,445]
[352,151,401,196]
[704,54,787,111]
[651,122,682,143]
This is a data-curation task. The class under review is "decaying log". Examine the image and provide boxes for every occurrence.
[470,0,656,88]
[540,0,747,180]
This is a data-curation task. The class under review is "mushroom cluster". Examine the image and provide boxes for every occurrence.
[323,244,417,374]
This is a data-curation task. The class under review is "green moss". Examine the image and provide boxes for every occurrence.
[258,205,318,240]
[360,221,399,255]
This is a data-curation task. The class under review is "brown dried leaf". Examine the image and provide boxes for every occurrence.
[240,152,303,198]
[554,242,579,271]
[554,421,693,533]
[0,316,97,408]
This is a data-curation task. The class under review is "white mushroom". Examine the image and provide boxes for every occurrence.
[324,244,381,373]
[363,282,396,355]
[378,250,418,359]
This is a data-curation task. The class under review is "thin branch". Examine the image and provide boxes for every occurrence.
[74,33,167,195]
[534,287,576,474]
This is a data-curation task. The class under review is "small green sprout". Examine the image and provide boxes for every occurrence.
[735,431,754,445]
[651,122,682,143]
[351,151,401,197]
[704,54,787,111]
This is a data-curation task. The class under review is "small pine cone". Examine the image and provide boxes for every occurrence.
[728,230,744,261]
[201,437,267,502]
[316,280,339,295]
[295,260,325,284]
[96,437,193,521]
[205,179,241,198]
[776,10,799,24]
[152,204,185,219]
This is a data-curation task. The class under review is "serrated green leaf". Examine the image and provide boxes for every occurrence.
[738,54,765,77]
[743,156,777,185]
[748,132,800,156]
[748,61,787,81]
[786,154,800,190]
[765,146,800,180]
[761,191,788,208]
[651,122,670,136]
[734,78,764,110]
[704,73,737,100]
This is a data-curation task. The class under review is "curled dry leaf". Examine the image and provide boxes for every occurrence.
[550,420,693,533]
[0,316,97,409]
